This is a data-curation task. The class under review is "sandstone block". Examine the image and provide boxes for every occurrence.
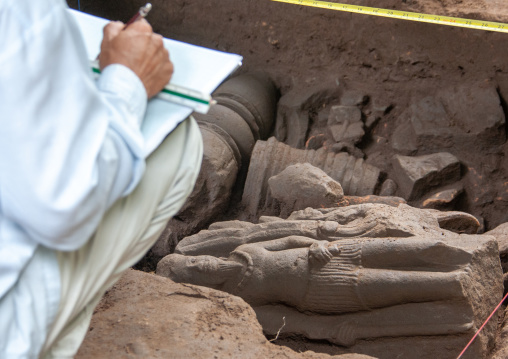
[268,163,344,215]
[391,82,505,153]
[327,105,364,144]
[392,152,461,201]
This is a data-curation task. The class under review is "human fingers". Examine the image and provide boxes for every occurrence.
[103,21,124,42]
[126,18,153,34]
[144,47,173,97]
[144,33,165,60]
[152,33,165,51]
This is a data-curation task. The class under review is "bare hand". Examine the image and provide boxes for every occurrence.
[99,20,174,98]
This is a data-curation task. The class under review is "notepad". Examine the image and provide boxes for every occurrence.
[70,9,243,156]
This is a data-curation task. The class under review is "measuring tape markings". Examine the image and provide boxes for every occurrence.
[272,0,508,33]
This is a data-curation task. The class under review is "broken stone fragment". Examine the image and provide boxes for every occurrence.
[305,133,327,150]
[391,152,461,201]
[330,142,364,159]
[213,72,278,140]
[391,81,505,154]
[327,105,364,144]
[421,185,464,210]
[379,178,397,197]
[364,113,380,130]
[268,163,344,216]
[391,120,418,155]
[195,104,255,168]
[485,222,508,257]
[340,89,369,106]
[275,81,342,148]
[242,137,381,220]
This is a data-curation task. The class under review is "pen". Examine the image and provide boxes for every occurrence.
[124,3,152,29]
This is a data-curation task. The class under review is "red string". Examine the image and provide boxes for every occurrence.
[456,291,508,359]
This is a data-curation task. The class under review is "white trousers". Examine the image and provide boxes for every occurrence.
[40,117,203,358]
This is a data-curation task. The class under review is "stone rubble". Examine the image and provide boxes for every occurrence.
[391,152,462,201]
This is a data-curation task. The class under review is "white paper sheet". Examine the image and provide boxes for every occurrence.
[70,9,243,156]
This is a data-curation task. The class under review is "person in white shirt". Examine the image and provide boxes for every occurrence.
[0,0,203,357]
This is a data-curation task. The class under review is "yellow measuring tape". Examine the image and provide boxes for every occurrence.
[272,0,508,33]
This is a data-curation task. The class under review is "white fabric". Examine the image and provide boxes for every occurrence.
[42,117,203,358]
[0,0,157,357]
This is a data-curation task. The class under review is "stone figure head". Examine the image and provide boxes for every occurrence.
[156,254,242,288]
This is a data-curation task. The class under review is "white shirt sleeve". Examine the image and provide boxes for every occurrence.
[0,1,149,251]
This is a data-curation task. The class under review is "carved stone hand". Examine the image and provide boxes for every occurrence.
[309,241,335,265]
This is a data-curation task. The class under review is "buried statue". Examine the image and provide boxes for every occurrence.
[156,204,503,358]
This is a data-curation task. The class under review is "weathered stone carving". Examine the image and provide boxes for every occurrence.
[213,72,278,141]
[268,163,405,218]
[242,137,382,220]
[148,121,241,261]
[142,73,278,267]
[268,163,345,216]
[158,203,502,358]
[174,203,477,257]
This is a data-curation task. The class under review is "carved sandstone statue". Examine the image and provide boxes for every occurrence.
[158,204,501,357]
[174,203,480,258]
[159,235,480,345]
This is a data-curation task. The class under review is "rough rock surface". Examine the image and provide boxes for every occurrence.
[145,123,240,266]
[420,185,464,210]
[76,269,375,359]
[391,152,461,201]
[242,137,381,220]
[489,304,508,359]
[275,81,342,149]
[391,82,505,154]
[484,223,508,290]
[268,163,344,216]
[486,223,508,257]
[327,105,365,144]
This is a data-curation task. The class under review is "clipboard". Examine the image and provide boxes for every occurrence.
[70,9,243,155]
